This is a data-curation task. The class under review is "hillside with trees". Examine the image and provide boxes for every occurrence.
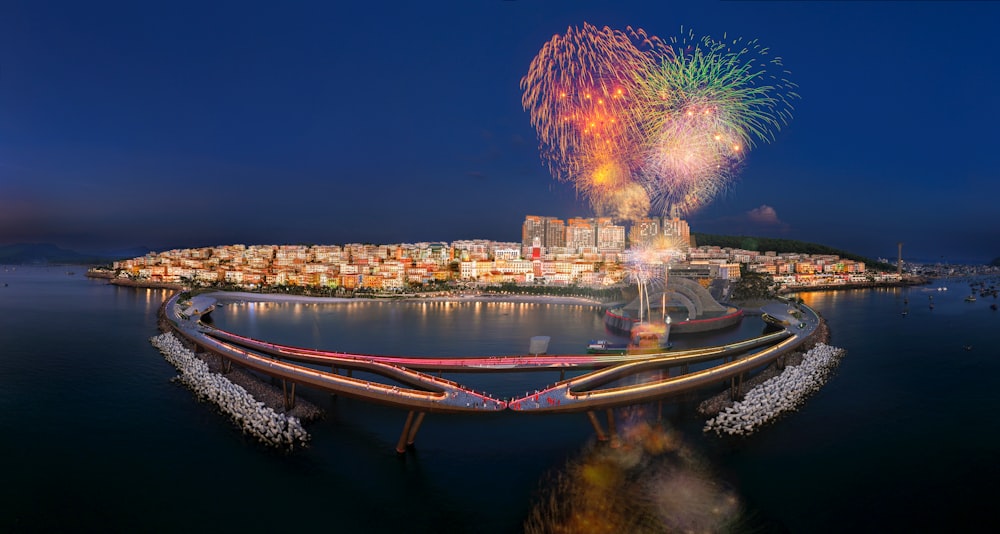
[692,233,895,271]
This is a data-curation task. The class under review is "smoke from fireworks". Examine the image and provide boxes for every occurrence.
[522,24,797,219]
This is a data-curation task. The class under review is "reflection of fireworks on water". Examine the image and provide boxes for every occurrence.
[524,415,744,534]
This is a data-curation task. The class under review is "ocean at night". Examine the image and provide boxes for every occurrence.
[2,266,998,533]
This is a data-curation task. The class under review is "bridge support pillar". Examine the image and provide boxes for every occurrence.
[606,409,620,448]
[329,366,339,398]
[586,411,608,442]
[282,380,296,410]
[396,411,416,454]
[406,412,426,449]
[729,372,745,400]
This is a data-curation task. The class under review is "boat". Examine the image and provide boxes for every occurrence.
[586,340,629,354]
[991,303,998,311]
[965,295,977,302]
[586,323,673,354]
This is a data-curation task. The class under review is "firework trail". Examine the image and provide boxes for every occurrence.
[523,24,797,219]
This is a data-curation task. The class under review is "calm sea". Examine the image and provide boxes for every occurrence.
[0,266,997,533]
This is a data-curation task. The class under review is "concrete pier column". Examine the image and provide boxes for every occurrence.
[406,412,426,448]
[586,411,608,442]
[282,380,296,410]
[396,411,416,454]
[606,408,620,448]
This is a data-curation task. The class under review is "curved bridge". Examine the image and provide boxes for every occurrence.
[161,292,820,451]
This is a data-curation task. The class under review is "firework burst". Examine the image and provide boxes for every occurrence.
[520,23,670,213]
[635,28,798,216]
[522,24,797,220]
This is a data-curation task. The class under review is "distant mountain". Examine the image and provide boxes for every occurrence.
[692,233,895,271]
[0,243,139,265]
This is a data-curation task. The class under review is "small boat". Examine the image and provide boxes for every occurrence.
[991,303,998,311]
[587,333,673,355]
[964,345,973,351]
[587,340,629,354]
[965,295,976,302]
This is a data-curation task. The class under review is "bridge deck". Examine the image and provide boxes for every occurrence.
[162,292,819,413]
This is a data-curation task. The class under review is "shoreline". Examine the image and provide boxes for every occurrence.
[201,290,605,307]
[778,278,928,294]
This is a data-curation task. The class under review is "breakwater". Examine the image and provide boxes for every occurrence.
[703,343,846,436]
[150,332,310,449]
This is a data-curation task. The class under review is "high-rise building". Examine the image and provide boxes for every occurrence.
[565,217,596,252]
[596,217,626,253]
[522,216,546,250]
[628,216,691,249]
[662,217,691,249]
[544,218,565,249]
[629,217,660,246]
[522,215,566,252]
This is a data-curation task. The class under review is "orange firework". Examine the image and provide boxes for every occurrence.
[520,23,670,202]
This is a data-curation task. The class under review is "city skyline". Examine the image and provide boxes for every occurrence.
[2,1,998,264]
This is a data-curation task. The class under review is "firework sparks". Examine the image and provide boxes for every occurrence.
[522,24,797,219]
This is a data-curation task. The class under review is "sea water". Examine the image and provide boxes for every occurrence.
[1,266,997,532]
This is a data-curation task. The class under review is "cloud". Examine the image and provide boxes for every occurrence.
[746,205,782,225]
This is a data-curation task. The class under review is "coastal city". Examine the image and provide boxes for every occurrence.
[104,215,907,293]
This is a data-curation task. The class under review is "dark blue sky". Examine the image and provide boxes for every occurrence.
[2,0,997,263]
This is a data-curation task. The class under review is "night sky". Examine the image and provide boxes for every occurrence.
[2,1,997,263]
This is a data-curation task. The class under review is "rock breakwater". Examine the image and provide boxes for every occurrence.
[703,343,846,436]
[151,332,310,449]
